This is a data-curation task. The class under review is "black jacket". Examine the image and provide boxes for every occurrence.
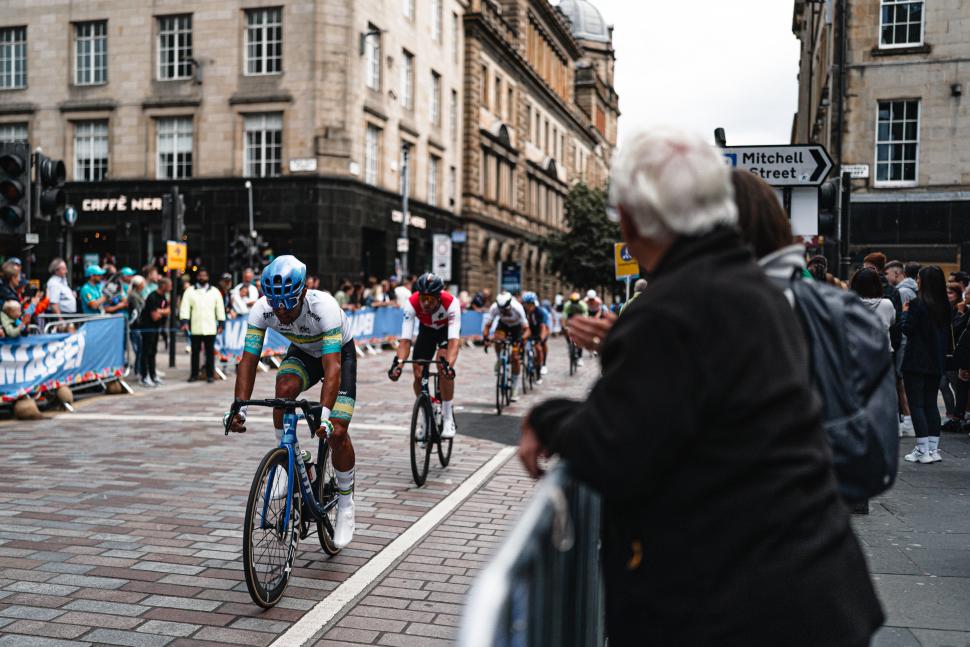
[136,291,168,330]
[529,228,883,647]
[901,297,947,376]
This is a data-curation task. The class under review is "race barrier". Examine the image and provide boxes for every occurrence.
[215,307,488,364]
[459,463,605,647]
[0,316,127,403]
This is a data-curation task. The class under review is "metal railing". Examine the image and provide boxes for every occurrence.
[459,463,605,647]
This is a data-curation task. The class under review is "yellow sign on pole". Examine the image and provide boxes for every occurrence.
[614,242,639,280]
[167,240,188,272]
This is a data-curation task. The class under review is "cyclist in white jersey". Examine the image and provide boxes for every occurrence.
[225,255,358,549]
[482,292,530,400]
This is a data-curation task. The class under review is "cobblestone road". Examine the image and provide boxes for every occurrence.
[0,337,596,646]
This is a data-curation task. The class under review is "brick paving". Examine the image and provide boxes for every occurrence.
[0,337,596,646]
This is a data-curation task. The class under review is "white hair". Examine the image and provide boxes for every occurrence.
[609,128,737,242]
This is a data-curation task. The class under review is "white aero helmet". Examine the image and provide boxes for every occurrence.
[496,292,513,309]
[586,289,597,300]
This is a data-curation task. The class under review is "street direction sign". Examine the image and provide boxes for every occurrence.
[723,145,833,187]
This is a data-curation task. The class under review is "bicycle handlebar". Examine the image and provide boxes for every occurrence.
[224,398,322,436]
[389,357,456,379]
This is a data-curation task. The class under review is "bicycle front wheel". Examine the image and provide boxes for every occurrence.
[243,447,300,609]
[410,396,434,486]
[495,361,505,415]
[315,437,340,555]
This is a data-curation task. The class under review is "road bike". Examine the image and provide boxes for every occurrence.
[396,359,455,487]
[567,335,580,376]
[487,340,513,415]
[522,339,538,393]
[225,399,340,608]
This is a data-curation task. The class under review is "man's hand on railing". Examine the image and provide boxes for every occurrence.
[518,418,550,479]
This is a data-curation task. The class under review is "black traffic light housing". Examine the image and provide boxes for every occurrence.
[818,176,841,238]
[36,153,66,218]
[0,142,29,231]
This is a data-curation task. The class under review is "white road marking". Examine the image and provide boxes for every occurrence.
[271,445,517,647]
[53,412,406,432]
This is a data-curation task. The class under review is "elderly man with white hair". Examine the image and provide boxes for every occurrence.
[520,129,883,647]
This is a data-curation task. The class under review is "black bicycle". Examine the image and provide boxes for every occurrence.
[486,340,513,415]
[391,359,455,486]
[567,336,580,376]
[224,399,339,608]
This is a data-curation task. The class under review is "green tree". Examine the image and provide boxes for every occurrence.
[545,182,620,289]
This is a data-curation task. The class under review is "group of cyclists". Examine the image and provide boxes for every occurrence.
[223,253,606,552]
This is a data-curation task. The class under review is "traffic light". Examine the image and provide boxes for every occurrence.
[818,176,841,238]
[36,153,66,218]
[254,233,273,268]
[0,142,29,231]
[229,233,250,273]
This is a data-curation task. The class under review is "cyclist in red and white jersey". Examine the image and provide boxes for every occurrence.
[388,273,461,438]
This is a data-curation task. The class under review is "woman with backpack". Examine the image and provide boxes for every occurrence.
[900,266,950,463]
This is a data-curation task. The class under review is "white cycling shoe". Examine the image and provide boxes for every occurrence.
[442,419,457,439]
[270,469,290,500]
[333,496,356,548]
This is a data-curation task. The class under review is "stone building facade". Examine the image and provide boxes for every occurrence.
[460,0,617,295]
[793,0,970,268]
[0,0,466,288]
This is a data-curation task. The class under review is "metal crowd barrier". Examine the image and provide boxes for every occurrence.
[459,463,605,647]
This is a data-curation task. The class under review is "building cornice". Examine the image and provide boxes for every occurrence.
[0,102,36,115]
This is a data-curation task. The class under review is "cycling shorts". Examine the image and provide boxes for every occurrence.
[413,325,449,362]
[496,322,524,342]
[278,341,357,421]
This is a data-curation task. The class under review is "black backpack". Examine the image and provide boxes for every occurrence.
[790,277,900,503]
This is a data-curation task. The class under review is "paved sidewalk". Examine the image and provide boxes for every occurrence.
[862,431,970,647]
[306,459,533,647]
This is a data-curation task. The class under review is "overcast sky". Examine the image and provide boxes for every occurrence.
[563,0,801,146]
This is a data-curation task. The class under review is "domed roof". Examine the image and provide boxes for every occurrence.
[557,0,610,43]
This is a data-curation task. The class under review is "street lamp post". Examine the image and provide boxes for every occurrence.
[400,144,410,277]
[244,180,254,236]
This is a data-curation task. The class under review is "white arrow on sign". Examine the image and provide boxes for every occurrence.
[722,145,833,187]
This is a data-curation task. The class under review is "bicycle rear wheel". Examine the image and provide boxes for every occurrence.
[243,447,300,609]
[315,438,340,555]
[410,396,434,486]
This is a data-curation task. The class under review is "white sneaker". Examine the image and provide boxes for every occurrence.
[930,450,942,463]
[152,376,165,386]
[903,447,934,464]
[899,418,916,437]
[140,377,156,388]
[577,358,584,367]
[540,366,548,376]
[442,419,457,439]
[270,468,290,499]
[333,496,356,548]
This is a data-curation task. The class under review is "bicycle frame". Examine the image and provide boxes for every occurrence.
[227,399,337,535]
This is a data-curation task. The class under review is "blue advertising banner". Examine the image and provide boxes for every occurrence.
[216,307,490,363]
[0,316,127,403]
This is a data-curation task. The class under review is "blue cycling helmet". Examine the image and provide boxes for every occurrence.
[260,255,307,311]
[521,292,538,305]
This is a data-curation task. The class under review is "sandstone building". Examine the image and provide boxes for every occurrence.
[793,0,970,268]
[460,0,617,294]
[0,0,617,291]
